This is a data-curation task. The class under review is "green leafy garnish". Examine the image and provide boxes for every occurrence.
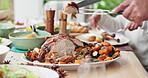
[0,65,40,78]
[0,38,2,44]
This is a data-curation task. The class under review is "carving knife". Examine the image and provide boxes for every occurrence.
[77,0,101,8]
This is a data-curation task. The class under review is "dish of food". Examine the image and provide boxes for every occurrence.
[0,24,15,38]
[17,33,38,38]
[0,65,59,78]
[76,33,130,45]
[0,38,11,46]
[9,30,51,50]
[22,34,120,70]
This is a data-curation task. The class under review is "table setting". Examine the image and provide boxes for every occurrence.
[0,0,148,78]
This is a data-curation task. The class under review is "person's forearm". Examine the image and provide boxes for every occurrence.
[112,0,148,30]
[98,15,125,32]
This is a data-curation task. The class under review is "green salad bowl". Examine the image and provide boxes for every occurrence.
[0,24,15,38]
[9,30,51,50]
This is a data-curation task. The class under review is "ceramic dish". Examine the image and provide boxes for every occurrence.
[0,38,11,46]
[0,45,10,63]
[0,65,59,78]
[0,24,15,38]
[9,30,51,50]
[21,54,120,70]
[76,33,130,46]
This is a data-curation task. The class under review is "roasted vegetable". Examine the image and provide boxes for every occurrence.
[102,42,111,46]
[91,51,100,58]
[0,70,3,77]
[98,54,108,61]
[87,36,96,42]
[96,37,104,43]
[104,57,113,61]
[74,60,81,64]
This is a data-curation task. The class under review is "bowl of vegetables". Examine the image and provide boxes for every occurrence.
[0,45,10,63]
[9,30,51,50]
[0,24,15,38]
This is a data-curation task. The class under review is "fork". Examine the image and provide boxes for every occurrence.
[79,9,123,15]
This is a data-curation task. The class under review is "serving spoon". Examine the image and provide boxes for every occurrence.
[27,25,38,38]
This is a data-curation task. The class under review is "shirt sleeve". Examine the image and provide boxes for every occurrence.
[141,21,148,33]
[98,15,127,32]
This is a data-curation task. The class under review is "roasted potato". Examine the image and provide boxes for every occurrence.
[96,37,104,43]
[102,42,111,46]
[87,36,96,42]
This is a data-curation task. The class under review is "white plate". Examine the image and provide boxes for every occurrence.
[0,65,59,78]
[0,45,10,54]
[0,38,11,46]
[76,33,130,46]
[21,54,120,70]
[15,25,26,29]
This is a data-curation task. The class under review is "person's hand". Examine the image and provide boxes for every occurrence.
[123,21,139,31]
[112,0,148,27]
[89,14,101,27]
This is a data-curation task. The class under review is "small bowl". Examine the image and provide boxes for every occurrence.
[9,30,51,50]
[0,45,10,63]
[0,24,15,38]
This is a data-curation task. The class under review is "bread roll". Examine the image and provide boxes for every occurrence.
[69,26,88,33]
[80,27,89,33]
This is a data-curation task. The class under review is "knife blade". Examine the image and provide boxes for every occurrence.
[77,0,101,8]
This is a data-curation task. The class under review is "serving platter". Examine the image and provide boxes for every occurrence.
[76,33,130,46]
[21,54,121,70]
[0,65,59,78]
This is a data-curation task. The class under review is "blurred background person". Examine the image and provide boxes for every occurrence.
[0,0,13,21]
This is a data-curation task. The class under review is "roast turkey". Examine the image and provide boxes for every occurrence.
[38,34,83,60]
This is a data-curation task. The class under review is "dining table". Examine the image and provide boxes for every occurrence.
[2,29,148,78]
[4,47,148,78]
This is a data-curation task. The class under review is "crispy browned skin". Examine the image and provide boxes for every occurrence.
[67,2,79,11]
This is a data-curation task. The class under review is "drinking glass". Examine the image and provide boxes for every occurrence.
[77,59,106,78]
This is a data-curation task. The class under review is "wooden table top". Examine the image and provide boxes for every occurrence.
[4,51,148,78]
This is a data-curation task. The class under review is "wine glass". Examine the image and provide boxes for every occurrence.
[77,58,106,78]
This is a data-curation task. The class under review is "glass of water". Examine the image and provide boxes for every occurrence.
[77,58,106,78]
